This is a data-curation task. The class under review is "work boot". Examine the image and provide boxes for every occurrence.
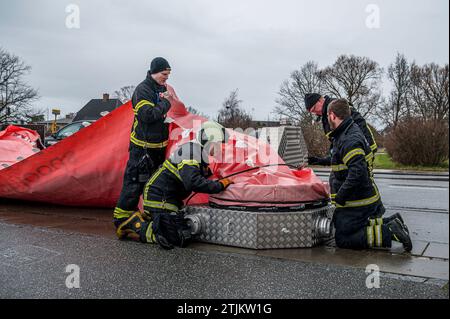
[113,218,127,229]
[116,211,148,241]
[384,213,409,234]
[388,218,413,252]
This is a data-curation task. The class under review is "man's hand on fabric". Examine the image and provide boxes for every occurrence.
[159,91,173,100]
[219,178,234,190]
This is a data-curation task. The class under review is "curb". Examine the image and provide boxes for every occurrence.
[312,168,449,177]
[312,168,449,182]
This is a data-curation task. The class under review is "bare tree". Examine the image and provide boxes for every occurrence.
[409,63,449,121]
[187,106,210,119]
[274,61,323,123]
[114,85,135,103]
[319,55,383,120]
[379,53,412,128]
[0,47,39,123]
[217,89,252,129]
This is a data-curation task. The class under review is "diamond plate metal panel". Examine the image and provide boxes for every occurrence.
[185,205,334,249]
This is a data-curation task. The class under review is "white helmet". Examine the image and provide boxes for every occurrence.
[196,121,229,146]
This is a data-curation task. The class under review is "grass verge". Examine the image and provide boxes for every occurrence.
[374,153,449,172]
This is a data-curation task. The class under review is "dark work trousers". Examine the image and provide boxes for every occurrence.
[333,200,392,249]
[114,145,166,220]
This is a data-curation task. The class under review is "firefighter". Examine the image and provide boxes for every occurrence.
[113,57,173,228]
[326,99,412,252]
[116,121,234,249]
[304,93,378,166]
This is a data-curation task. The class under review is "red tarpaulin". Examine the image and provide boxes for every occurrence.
[0,85,329,207]
[0,125,41,170]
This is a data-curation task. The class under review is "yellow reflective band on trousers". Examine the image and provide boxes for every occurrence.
[143,200,179,212]
[369,217,383,227]
[145,221,156,243]
[374,224,383,247]
[134,99,155,115]
[163,160,182,181]
[177,159,200,171]
[114,207,135,219]
[366,226,375,247]
[343,148,366,165]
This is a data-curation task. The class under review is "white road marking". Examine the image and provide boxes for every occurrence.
[388,185,449,191]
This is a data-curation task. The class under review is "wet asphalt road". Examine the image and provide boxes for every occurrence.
[0,171,448,299]
[0,222,448,299]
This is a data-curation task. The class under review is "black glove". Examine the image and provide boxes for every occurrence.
[308,156,320,165]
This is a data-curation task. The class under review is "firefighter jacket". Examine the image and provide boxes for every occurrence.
[143,141,224,213]
[328,117,380,209]
[321,96,378,153]
[130,72,171,149]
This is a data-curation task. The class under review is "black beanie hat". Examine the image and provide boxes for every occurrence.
[150,57,171,74]
[304,93,322,110]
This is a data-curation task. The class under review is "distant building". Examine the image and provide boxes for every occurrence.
[73,93,122,122]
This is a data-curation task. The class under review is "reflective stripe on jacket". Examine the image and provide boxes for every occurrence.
[130,72,171,149]
[328,117,380,209]
[143,142,223,212]
[322,96,378,154]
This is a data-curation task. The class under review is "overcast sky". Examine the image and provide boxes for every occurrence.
[1,0,448,121]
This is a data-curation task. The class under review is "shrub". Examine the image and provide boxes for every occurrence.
[301,122,330,157]
[384,117,449,166]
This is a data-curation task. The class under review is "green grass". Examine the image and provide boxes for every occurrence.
[374,153,449,172]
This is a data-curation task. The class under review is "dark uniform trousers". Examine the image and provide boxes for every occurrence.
[333,200,392,249]
[114,146,166,220]
[113,71,171,221]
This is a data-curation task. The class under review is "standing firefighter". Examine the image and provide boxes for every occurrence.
[113,57,173,228]
[116,121,234,249]
[304,93,378,166]
[326,99,412,252]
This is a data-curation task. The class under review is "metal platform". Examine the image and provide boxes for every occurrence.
[257,125,309,168]
[185,204,335,249]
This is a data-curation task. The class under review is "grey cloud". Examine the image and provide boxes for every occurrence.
[0,0,448,120]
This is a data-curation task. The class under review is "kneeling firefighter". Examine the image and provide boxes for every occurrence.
[116,121,234,249]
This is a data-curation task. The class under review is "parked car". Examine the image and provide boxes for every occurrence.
[44,120,94,147]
